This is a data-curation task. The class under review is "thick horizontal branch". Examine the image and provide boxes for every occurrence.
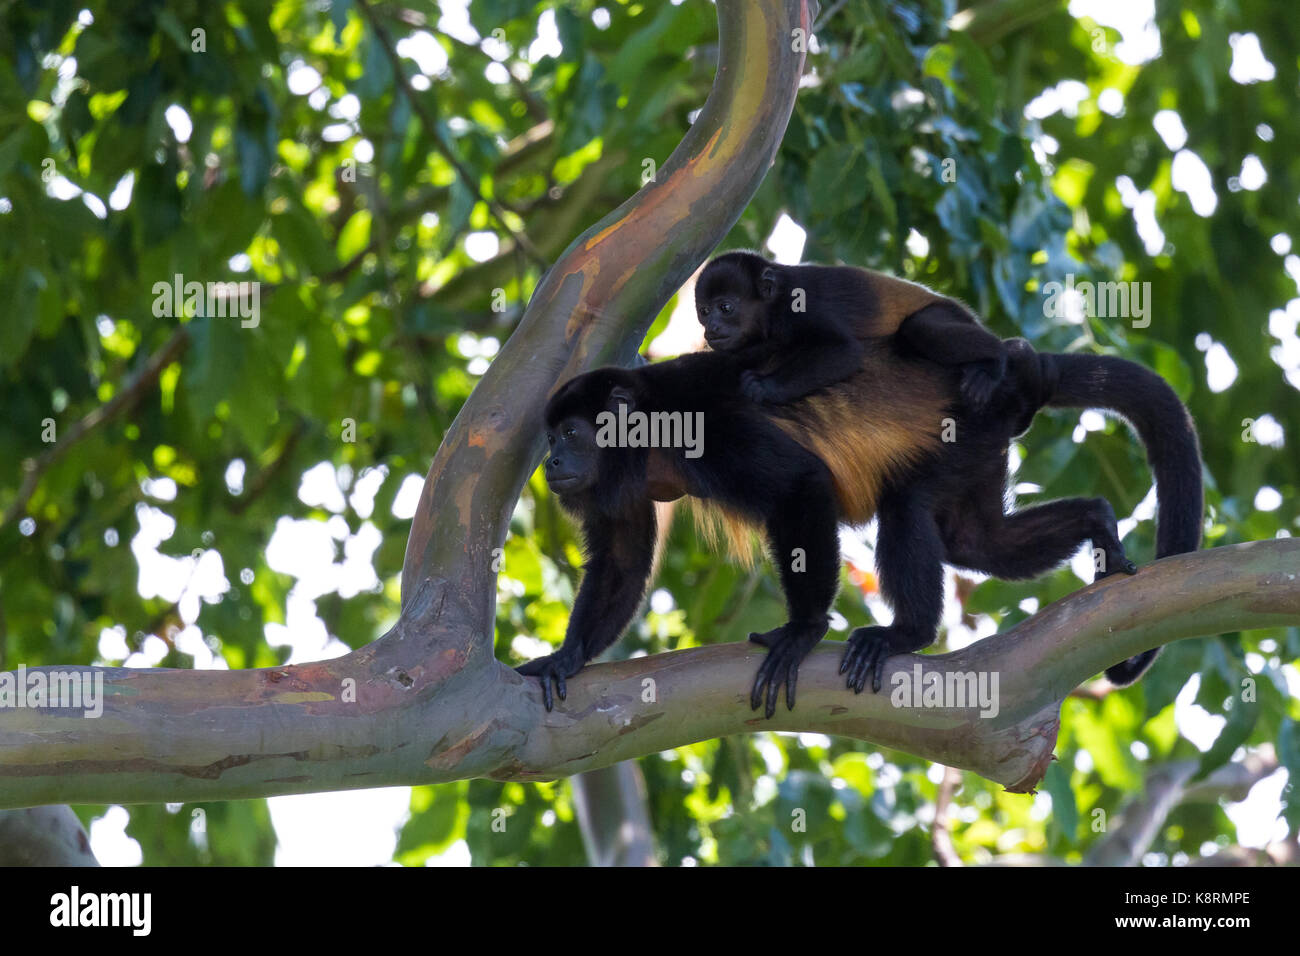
[2,540,1295,808]
[499,540,1300,789]
[0,805,98,866]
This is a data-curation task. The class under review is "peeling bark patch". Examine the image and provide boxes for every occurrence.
[468,405,511,450]
[272,692,335,704]
[617,711,664,734]
[182,752,310,780]
[1004,716,1060,793]
[427,718,506,770]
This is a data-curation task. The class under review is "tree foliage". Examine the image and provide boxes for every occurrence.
[0,0,1296,865]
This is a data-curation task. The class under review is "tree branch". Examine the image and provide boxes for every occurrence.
[3,540,1297,809]
[1084,745,1280,867]
[0,806,98,865]
[571,763,658,866]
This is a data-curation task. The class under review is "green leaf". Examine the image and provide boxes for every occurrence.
[336,209,372,262]
[1043,761,1079,845]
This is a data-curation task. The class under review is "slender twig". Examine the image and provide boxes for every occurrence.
[948,0,1065,45]
[228,417,309,516]
[385,5,549,124]
[356,0,547,265]
[932,765,963,866]
[2,326,191,530]
[813,0,847,33]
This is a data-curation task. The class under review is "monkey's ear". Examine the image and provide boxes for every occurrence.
[758,267,778,301]
[607,385,636,413]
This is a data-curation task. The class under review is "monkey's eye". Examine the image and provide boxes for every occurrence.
[547,434,555,446]
[563,426,576,439]
[699,305,710,317]
[719,301,734,315]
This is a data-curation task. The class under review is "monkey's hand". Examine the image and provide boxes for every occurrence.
[739,369,777,404]
[959,353,1008,408]
[839,625,929,694]
[748,620,828,718]
[517,644,586,712]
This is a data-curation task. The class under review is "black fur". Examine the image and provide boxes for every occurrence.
[530,355,842,716]
[524,337,1202,708]
[1046,353,1203,683]
[840,341,1202,691]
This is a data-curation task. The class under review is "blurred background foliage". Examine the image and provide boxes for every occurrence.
[0,0,1296,865]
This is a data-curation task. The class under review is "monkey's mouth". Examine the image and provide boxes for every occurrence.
[546,474,583,492]
[704,332,736,350]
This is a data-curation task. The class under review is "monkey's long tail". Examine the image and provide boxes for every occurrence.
[1042,352,1204,685]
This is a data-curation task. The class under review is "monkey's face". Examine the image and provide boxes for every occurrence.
[696,289,764,351]
[544,415,601,496]
[696,257,773,351]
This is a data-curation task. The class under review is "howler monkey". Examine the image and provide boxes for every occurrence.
[523,354,845,717]
[696,250,1008,407]
[696,249,1202,686]
[519,335,1202,712]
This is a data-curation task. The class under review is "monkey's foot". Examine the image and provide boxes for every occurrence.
[747,620,827,718]
[516,646,585,712]
[839,626,930,694]
[960,351,1009,408]
[959,364,1001,407]
[1095,554,1139,579]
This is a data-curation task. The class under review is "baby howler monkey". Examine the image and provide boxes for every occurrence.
[696,250,1007,407]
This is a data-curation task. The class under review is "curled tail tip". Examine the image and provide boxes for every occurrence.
[1105,647,1162,686]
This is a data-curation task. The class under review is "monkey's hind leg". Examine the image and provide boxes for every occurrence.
[941,496,1138,581]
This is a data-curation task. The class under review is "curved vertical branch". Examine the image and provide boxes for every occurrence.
[398,0,815,649]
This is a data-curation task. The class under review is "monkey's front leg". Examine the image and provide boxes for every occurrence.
[516,505,656,711]
[749,470,840,716]
[740,338,865,404]
[748,620,830,718]
[841,486,944,693]
[516,644,587,712]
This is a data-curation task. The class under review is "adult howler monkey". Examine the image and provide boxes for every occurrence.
[519,318,1201,711]
[522,353,846,717]
[696,250,1008,407]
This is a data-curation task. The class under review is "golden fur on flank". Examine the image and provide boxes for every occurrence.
[769,346,951,525]
[685,343,955,564]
